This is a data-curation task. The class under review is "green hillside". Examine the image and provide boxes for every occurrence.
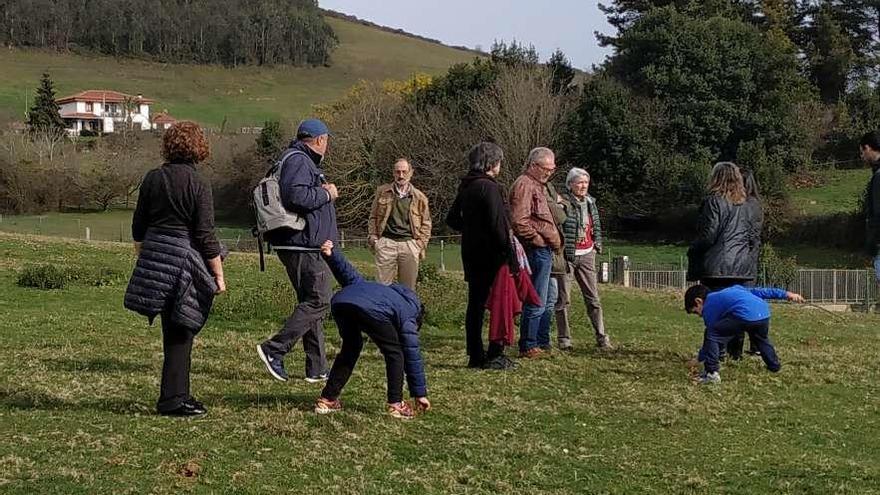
[0,16,477,128]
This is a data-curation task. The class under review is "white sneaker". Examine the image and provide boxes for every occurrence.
[699,371,721,384]
[304,373,329,383]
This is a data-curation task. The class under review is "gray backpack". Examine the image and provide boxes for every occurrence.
[253,149,307,235]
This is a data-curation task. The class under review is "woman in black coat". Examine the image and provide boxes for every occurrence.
[127,121,226,417]
[446,142,517,370]
[687,161,752,290]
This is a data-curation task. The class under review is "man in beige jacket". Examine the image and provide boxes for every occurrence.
[368,158,432,290]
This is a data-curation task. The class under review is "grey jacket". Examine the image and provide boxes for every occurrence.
[124,228,219,333]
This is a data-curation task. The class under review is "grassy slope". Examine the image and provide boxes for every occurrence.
[0,233,878,493]
[0,17,476,128]
[790,168,871,216]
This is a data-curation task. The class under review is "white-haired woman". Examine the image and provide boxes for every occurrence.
[558,168,611,350]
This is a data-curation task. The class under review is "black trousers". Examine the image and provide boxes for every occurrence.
[263,250,330,377]
[465,271,504,364]
[701,277,757,358]
[321,303,405,404]
[157,315,195,413]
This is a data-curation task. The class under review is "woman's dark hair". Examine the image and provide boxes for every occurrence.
[162,121,210,164]
[861,130,880,152]
[740,167,760,200]
[684,284,709,313]
[468,141,504,173]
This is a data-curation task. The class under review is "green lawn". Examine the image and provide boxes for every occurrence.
[790,168,871,216]
[0,17,476,128]
[0,233,878,493]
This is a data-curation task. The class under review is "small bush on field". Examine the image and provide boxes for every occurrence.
[760,244,798,288]
[417,262,443,284]
[16,264,125,290]
[67,266,124,287]
[17,264,68,289]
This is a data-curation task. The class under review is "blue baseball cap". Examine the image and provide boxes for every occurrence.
[296,118,330,139]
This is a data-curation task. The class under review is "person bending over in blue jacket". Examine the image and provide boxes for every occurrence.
[684,284,804,384]
[314,240,430,419]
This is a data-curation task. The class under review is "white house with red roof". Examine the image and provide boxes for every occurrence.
[55,90,157,136]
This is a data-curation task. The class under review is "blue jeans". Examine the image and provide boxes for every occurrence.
[874,255,880,283]
[538,276,559,348]
[519,247,553,352]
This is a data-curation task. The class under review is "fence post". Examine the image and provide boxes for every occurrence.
[832,271,838,304]
[440,240,446,272]
[340,230,345,249]
[0,213,3,223]
[85,227,90,241]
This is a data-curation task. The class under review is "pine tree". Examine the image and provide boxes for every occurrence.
[26,73,66,135]
[548,49,576,94]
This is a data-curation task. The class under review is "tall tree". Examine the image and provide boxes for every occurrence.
[26,73,65,135]
[804,4,856,102]
[547,49,576,94]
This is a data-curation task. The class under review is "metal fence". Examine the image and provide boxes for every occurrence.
[612,258,878,305]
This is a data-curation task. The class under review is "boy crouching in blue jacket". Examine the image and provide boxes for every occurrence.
[314,240,430,419]
[684,284,804,384]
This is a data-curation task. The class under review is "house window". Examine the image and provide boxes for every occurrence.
[85,102,93,112]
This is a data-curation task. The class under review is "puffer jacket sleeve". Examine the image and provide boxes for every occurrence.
[323,249,363,287]
[399,318,427,397]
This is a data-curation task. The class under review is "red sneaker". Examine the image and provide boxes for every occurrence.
[387,401,414,420]
[314,397,342,414]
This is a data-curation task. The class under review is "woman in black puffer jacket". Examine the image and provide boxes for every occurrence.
[687,161,752,290]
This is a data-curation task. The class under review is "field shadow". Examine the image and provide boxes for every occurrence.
[571,347,688,363]
[45,357,152,373]
[0,389,152,415]
[211,392,371,413]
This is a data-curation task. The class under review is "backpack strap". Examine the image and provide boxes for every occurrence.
[266,149,308,178]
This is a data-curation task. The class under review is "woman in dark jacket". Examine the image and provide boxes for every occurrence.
[128,121,225,417]
[687,161,752,290]
[727,167,764,357]
[446,142,517,370]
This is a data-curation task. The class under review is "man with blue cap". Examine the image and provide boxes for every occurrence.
[257,118,339,383]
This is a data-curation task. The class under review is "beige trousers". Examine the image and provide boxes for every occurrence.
[555,251,608,346]
[374,237,420,290]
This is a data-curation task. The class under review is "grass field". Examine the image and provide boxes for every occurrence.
[1,232,879,493]
[0,17,476,128]
[790,168,871,216]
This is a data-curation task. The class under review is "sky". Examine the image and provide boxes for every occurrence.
[319,0,615,70]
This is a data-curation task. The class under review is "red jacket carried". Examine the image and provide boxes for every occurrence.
[485,265,541,346]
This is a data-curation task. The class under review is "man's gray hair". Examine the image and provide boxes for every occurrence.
[468,142,504,173]
[565,167,590,190]
[526,147,554,168]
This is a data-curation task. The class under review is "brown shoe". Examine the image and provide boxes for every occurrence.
[518,348,545,359]
[597,340,614,350]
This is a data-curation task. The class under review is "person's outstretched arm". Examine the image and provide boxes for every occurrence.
[750,287,804,302]
[320,241,363,287]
